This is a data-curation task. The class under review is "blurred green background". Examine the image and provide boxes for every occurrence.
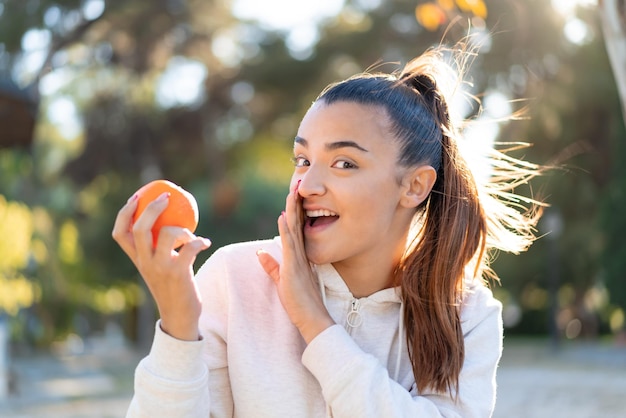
[0,0,624,355]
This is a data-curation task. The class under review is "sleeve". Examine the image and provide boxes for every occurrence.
[126,249,234,418]
[301,284,503,418]
[126,323,210,418]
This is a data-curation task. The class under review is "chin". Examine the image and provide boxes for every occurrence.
[305,252,326,265]
[304,245,333,266]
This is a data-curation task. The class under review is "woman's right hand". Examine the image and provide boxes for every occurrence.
[112,192,211,341]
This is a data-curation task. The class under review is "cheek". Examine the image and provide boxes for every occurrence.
[352,182,402,218]
[350,177,400,204]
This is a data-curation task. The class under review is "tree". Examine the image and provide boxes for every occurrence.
[599,0,626,334]
[1,0,624,345]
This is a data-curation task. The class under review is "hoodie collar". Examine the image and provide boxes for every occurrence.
[314,263,401,304]
[270,236,402,304]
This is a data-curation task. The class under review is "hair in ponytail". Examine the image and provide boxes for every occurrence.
[316,43,542,395]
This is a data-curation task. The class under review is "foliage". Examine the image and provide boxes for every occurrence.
[0,0,624,346]
[0,195,39,316]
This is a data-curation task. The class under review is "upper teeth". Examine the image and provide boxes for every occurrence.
[306,209,337,217]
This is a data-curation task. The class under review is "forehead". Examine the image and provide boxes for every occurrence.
[296,101,394,148]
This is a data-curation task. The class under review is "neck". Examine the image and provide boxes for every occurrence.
[332,246,404,298]
[333,262,394,298]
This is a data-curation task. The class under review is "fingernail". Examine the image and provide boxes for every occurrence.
[127,194,138,203]
[280,210,285,218]
[202,237,212,246]
[294,180,301,201]
[156,192,170,202]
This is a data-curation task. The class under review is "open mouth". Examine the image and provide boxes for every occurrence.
[305,209,339,227]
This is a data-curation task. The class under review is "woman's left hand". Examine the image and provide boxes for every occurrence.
[257,181,335,344]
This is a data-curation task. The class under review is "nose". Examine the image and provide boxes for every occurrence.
[293,165,326,198]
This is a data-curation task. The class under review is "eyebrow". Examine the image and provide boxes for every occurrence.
[294,136,369,152]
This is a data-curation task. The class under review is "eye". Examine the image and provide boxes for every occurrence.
[332,160,357,169]
[292,156,310,167]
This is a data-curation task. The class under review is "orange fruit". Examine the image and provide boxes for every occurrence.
[132,179,199,247]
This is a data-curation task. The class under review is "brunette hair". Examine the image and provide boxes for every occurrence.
[316,45,541,395]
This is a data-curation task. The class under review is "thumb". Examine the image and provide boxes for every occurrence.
[256,249,280,284]
[177,237,212,265]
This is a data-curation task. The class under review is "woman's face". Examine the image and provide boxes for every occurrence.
[291,100,416,269]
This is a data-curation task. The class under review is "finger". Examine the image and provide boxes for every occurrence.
[177,236,212,267]
[133,192,170,255]
[112,194,139,258]
[277,211,297,262]
[293,179,304,232]
[256,249,280,284]
[154,226,197,258]
[284,184,299,235]
[284,183,305,255]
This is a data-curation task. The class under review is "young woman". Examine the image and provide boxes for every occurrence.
[113,45,540,417]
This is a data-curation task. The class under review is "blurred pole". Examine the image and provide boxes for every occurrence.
[0,315,8,398]
[599,0,626,126]
[543,209,563,351]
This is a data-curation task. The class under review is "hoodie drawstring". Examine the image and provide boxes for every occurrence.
[394,301,404,382]
[316,276,405,416]
[317,278,333,418]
